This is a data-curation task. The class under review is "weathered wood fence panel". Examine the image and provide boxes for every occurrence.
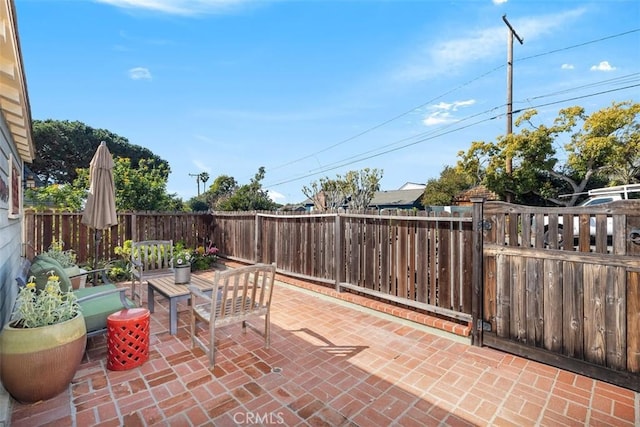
[23,211,213,263]
[25,209,474,325]
[482,201,640,391]
[212,210,474,322]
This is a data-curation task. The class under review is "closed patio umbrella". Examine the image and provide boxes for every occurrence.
[81,141,117,279]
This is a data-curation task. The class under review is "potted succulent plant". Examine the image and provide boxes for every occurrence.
[0,272,87,403]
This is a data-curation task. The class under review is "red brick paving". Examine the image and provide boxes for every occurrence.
[7,264,639,426]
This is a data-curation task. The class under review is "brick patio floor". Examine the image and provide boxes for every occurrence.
[5,265,639,426]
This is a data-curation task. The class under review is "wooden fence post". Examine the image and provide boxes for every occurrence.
[255,213,263,263]
[471,197,485,346]
[131,213,137,242]
[335,214,343,291]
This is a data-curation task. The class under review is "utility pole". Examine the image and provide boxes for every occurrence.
[503,14,523,203]
[189,173,201,196]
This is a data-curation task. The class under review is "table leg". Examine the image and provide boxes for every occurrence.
[169,298,178,335]
[148,287,155,313]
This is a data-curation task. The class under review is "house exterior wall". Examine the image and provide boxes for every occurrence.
[0,112,23,329]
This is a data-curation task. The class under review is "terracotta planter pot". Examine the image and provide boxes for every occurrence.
[0,314,87,403]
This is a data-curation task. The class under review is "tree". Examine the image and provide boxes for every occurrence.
[302,168,383,211]
[31,119,169,185]
[201,175,238,210]
[24,184,85,212]
[26,157,179,212]
[302,177,347,211]
[343,168,383,209]
[187,198,209,212]
[457,101,640,206]
[199,172,210,189]
[421,166,474,206]
[73,158,179,211]
[217,167,276,211]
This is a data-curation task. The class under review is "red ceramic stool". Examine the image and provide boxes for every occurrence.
[107,308,150,371]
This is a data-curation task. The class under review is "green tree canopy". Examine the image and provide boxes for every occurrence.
[216,167,277,211]
[421,166,474,206]
[203,174,238,210]
[457,101,640,206]
[31,119,169,185]
[72,158,180,211]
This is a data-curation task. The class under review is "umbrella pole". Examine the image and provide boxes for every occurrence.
[94,230,102,285]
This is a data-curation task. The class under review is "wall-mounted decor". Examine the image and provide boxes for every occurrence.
[0,173,8,209]
[8,154,20,218]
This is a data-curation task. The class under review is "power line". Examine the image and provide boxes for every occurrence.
[512,84,639,115]
[266,83,639,188]
[266,28,639,176]
[302,104,506,176]
[517,28,640,63]
[268,78,638,187]
[515,73,640,104]
[267,63,505,173]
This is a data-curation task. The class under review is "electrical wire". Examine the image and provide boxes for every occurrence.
[267,63,505,172]
[517,29,640,63]
[515,73,640,104]
[266,83,639,188]
[266,29,639,177]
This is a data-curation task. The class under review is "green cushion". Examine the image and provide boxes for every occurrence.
[28,254,73,292]
[75,285,134,333]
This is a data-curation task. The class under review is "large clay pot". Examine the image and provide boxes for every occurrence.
[0,314,87,403]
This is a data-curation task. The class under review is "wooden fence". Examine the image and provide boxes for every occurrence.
[24,209,476,323]
[23,211,214,263]
[481,200,640,391]
[212,210,475,322]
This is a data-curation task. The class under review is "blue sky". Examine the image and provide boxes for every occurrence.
[15,0,640,204]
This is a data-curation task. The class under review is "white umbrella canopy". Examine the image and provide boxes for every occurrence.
[82,141,117,273]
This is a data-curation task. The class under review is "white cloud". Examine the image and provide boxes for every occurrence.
[266,189,286,203]
[95,0,250,16]
[431,100,476,111]
[423,112,453,126]
[192,159,211,173]
[493,0,508,4]
[394,8,585,82]
[129,67,152,80]
[590,61,616,72]
[561,63,574,70]
[423,99,476,126]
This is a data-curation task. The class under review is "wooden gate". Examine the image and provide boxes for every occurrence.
[480,200,640,391]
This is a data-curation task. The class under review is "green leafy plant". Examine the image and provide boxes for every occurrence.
[191,242,219,271]
[13,272,80,328]
[111,240,134,281]
[43,239,77,268]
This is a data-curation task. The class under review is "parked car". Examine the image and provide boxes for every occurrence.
[542,184,640,247]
